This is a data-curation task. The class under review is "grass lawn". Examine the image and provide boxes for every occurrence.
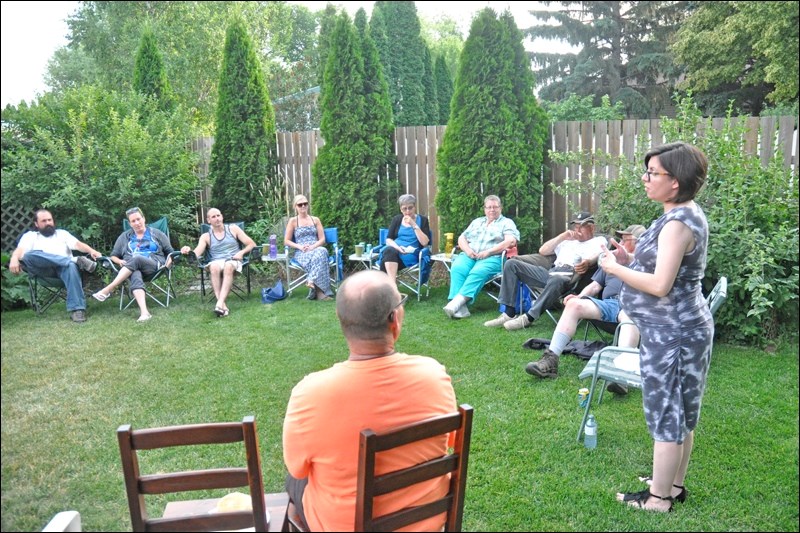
[1,267,798,531]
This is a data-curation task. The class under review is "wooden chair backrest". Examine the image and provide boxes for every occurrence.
[117,415,268,532]
[355,404,473,532]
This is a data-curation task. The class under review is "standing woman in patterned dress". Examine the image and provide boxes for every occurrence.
[285,195,333,300]
[598,142,712,512]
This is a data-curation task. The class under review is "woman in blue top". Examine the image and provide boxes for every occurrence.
[92,207,174,322]
[379,194,431,285]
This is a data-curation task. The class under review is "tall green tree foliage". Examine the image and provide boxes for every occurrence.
[315,3,340,89]
[210,17,279,224]
[312,14,381,248]
[354,8,398,220]
[421,45,439,124]
[525,1,688,118]
[132,26,174,110]
[55,2,298,130]
[421,16,463,81]
[672,1,799,115]
[436,8,547,251]
[434,55,454,124]
[372,1,428,126]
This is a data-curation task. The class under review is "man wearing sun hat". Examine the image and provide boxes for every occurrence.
[484,211,608,330]
[524,224,645,389]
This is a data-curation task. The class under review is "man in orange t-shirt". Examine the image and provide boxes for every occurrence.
[283,270,458,532]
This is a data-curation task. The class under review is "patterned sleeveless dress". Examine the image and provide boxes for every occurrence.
[293,222,331,294]
[619,203,713,443]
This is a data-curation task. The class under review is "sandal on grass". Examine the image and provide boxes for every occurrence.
[638,476,687,503]
[621,488,674,512]
[214,306,225,317]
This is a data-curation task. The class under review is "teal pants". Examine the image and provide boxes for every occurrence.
[448,254,502,304]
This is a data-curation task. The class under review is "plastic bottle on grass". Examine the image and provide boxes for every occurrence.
[585,414,597,449]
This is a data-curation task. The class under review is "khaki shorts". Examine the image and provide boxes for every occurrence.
[207,258,243,273]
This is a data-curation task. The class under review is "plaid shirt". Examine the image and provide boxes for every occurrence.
[461,215,519,253]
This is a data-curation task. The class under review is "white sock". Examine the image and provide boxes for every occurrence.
[549,331,571,356]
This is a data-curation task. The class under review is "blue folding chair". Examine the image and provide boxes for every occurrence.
[372,225,433,301]
[285,227,342,295]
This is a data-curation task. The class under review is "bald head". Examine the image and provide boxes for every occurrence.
[336,270,402,341]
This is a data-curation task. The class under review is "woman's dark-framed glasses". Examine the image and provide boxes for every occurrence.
[296,202,309,207]
[644,170,671,181]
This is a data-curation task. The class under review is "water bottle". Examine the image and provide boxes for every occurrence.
[269,234,277,259]
[584,414,597,449]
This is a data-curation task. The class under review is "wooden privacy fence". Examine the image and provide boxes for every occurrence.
[202,115,796,250]
[4,116,795,254]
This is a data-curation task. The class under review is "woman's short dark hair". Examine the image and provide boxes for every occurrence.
[644,142,708,204]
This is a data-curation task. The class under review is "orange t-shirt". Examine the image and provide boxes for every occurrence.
[282,352,458,532]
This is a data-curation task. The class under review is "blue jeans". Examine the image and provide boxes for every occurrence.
[21,250,86,311]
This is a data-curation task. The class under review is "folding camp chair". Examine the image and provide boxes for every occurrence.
[26,272,68,314]
[285,227,342,295]
[576,276,728,442]
[371,226,433,301]
[195,221,253,300]
[96,217,182,310]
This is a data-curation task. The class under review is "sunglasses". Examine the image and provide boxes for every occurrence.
[296,202,309,207]
[126,207,142,216]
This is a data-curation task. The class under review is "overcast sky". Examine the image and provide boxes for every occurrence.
[1,1,564,108]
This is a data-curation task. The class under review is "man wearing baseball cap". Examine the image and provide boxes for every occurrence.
[485,211,607,330]
[525,224,645,388]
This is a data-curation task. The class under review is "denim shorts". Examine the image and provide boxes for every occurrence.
[586,297,620,323]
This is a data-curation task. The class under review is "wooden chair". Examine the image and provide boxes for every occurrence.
[117,415,287,532]
[357,404,473,532]
[287,405,473,532]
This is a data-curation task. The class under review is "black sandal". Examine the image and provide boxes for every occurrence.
[638,476,687,503]
[622,488,674,512]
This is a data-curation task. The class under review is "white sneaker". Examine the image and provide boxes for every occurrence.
[503,313,531,330]
[484,313,512,327]
[453,304,471,319]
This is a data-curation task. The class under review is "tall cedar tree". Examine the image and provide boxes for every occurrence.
[422,44,439,124]
[311,13,380,249]
[372,1,428,126]
[316,4,340,89]
[354,9,399,221]
[434,55,454,124]
[210,17,278,223]
[526,1,688,118]
[436,8,547,252]
[132,27,174,111]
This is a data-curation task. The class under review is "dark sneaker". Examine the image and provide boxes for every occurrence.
[607,382,629,395]
[76,256,97,273]
[525,349,559,378]
[71,310,87,323]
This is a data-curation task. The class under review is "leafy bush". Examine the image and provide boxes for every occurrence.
[1,85,199,248]
[1,253,30,311]
[549,95,799,345]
